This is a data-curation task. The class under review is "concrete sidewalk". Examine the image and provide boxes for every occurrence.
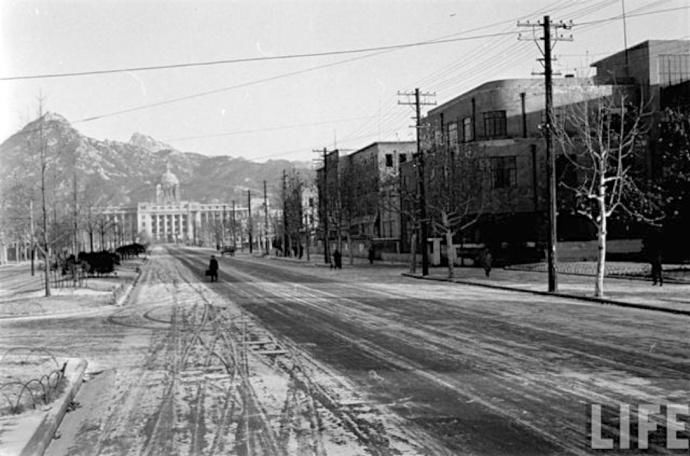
[0,358,87,456]
[404,266,690,315]
[263,253,690,314]
[0,259,143,319]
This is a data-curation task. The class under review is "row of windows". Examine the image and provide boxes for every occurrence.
[440,110,507,146]
[401,155,518,189]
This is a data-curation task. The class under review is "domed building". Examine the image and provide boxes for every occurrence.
[96,164,250,246]
[135,164,249,244]
[155,164,180,204]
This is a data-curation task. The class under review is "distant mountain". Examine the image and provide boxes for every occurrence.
[0,113,311,208]
[128,132,175,153]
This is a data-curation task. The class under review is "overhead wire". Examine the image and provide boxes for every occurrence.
[331,0,623,151]
[343,0,657,151]
[0,30,519,82]
[327,8,564,151]
[9,1,688,160]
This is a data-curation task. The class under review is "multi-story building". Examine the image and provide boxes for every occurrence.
[402,78,617,252]
[316,141,415,256]
[591,39,690,110]
[401,39,689,262]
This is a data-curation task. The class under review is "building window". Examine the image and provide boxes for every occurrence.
[385,153,394,167]
[447,122,458,147]
[658,54,690,86]
[463,117,473,142]
[483,111,506,138]
[490,156,517,188]
[399,153,407,163]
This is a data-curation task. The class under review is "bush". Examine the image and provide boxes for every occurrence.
[78,251,117,276]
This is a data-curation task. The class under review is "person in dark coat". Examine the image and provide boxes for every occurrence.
[209,255,219,282]
[333,249,342,269]
[650,251,663,286]
[368,245,375,264]
[481,248,493,278]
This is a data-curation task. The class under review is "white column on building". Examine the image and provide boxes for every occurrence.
[164,212,169,242]
[187,209,192,242]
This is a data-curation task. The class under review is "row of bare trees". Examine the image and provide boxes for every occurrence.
[0,100,128,296]
[317,151,383,266]
[278,169,320,259]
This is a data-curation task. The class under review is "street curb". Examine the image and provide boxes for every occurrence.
[401,273,690,317]
[268,255,407,269]
[18,358,88,456]
[267,256,330,268]
[112,262,144,307]
[505,266,690,285]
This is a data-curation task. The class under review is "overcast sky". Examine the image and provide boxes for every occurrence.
[1,0,688,162]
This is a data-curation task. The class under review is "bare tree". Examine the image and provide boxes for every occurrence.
[321,152,343,256]
[553,88,655,297]
[379,162,422,273]
[280,170,304,256]
[0,174,34,263]
[426,144,491,278]
[35,98,51,296]
[339,154,379,265]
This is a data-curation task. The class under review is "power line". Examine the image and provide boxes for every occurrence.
[8,2,688,157]
[0,30,517,82]
[576,4,690,26]
[72,49,393,123]
[4,3,682,83]
[163,114,377,142]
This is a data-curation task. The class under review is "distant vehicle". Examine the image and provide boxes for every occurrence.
[221,245,236,256]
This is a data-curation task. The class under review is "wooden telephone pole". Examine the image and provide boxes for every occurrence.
[398,88,436,276]
[518,15,573,292]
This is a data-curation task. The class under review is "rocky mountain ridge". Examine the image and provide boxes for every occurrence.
[0,113,310,207]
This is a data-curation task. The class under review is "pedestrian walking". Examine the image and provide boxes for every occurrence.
[368,245,375,265]
[333,248,342,270]
[208,255,219,282]
[650,251,663,286]
[481,248,493,278]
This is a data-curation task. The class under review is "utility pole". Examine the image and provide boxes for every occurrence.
[38,101,51,297]
[231,200,236,248]
[73,152,78,256]
[30,199,35,276]
[315,147,331,264]
[282,170,289,257]
[398,88,436,276]
[621,0,629,76]
[518,15,572,292]
[247,190,253,254]
[306,196,313,262]
[222,203,226,247]
[263,180,269,255]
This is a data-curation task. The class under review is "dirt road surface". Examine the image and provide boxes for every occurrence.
[1,246,688,455]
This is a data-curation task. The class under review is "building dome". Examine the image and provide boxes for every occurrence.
[160,169,179,186]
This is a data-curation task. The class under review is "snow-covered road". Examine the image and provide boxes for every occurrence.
[2,245,688,455]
